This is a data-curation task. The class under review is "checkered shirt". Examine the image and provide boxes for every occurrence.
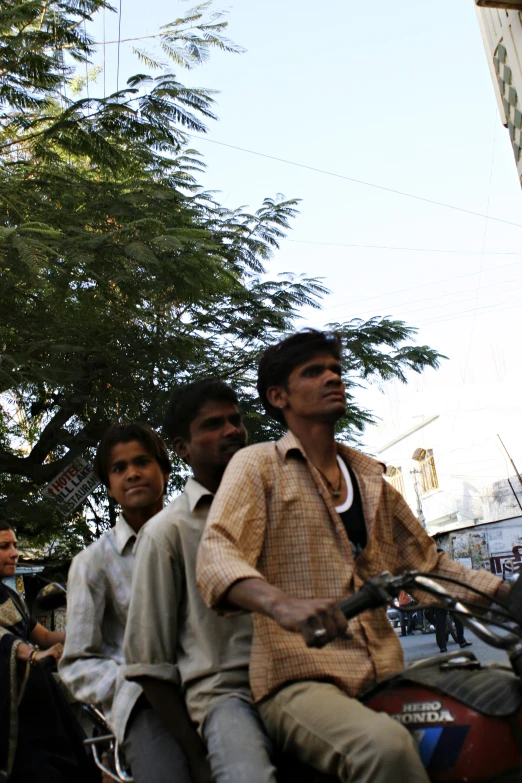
[197,431,503,703]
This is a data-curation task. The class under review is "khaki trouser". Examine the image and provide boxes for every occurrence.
[259,681,429,783]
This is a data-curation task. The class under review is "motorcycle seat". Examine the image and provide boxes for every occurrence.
[366,653,522,718]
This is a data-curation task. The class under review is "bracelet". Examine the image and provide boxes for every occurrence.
[28,646,39,666]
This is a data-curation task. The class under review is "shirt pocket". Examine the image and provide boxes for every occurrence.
[357,531,399,579]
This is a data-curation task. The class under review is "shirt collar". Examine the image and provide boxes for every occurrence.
[277,430,385,477]
[113,513,138,554]
[185,476,214,513]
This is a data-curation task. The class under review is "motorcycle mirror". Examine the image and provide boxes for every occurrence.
[36,582,67,611]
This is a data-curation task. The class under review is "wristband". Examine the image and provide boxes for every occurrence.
[28,646,39,665]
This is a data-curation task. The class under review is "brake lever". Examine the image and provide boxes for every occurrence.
[411,574,520,650]
[368,571,420,598]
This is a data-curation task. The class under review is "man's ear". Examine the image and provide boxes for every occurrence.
[173,436,190,464]
[267,385,287,412]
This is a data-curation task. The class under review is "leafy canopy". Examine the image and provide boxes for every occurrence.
[0,0,445,557]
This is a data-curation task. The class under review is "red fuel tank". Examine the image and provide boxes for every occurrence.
[366,682,522,782]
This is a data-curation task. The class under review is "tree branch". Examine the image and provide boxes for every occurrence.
[27,405,78,465]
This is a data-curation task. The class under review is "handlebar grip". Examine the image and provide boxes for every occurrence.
[339,583,388,621]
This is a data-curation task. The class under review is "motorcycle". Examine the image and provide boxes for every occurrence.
[339,570,522,783]
[38,571,522,783]
[37,582,133,782]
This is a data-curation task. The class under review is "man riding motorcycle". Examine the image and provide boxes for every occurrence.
[197,329,510,783]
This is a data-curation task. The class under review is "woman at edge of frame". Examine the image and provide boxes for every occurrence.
[0,518,97,782]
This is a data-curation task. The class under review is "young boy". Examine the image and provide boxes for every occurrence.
[59,423,198,783]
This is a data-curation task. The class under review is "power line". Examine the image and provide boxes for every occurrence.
[103,5,106,99]
[287,239,522,255]
[84,20,90,102]
[307,285,522,330]
[305,257,522,314]
[116,0,123,93]
[88,32,522,231]
[307,274,522,325]
[417,295,522,327]
[188,135,522,230]
[86,27,522,231]
[94,32,165,46]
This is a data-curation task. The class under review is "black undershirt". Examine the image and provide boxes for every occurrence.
[337,463,367,556]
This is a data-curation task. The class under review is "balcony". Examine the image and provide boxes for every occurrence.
[477,1,522,7]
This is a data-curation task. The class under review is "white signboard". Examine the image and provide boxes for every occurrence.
[45,458,100,516]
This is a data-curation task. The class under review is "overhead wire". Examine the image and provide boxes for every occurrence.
[305,257,522,314]
[417,296,522,327]
[116,0,123,93]
[287,239,522,255]
[84,20,90,102]
[103,5,106,99]
[187,134,522,230]
[307,285,522,330]
[94,32,166,45]
[86,20,522,339]
[306,275,522,325]
[84,22,522,234]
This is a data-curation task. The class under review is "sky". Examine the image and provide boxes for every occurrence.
[84,0,522,455]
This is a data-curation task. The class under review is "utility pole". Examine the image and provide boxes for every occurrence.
[498,435,522,513]
[497,434,522,487]
[508,478,522,514]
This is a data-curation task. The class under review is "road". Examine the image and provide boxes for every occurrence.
[397,627,510,667]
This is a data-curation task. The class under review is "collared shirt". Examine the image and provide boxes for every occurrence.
[59,514,143,743]
[124,477,252,729]
[196,431,503,704]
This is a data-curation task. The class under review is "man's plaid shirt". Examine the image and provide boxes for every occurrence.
[197,431,502,704]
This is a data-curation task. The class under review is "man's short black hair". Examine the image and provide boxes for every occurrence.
[163,379,239,443]
[94,422,172,489]
[0,519,15,533]
[257,329,343,424]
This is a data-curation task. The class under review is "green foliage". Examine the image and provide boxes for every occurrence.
[0,0,108,113]
[0,0,445,558]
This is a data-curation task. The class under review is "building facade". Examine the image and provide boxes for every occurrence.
[364,371,522,575]
[476,1,522,186]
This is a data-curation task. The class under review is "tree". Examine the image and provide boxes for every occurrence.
[0,0,445,557]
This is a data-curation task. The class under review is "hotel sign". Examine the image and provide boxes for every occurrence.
[45,458,100,516]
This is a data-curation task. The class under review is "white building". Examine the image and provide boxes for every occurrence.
[364,369,522,572]
[476,1,522,186]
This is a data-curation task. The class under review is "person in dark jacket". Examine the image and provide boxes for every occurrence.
[0,519,96,783]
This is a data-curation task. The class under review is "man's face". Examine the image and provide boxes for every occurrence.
[107,440,169,514]
[269,351,346,424]
[175,400,247,477]
[0,529,19,579]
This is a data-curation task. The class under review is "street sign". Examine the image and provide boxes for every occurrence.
[45,458,100,516]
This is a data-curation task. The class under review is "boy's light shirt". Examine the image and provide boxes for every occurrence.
[59,513,144,743]
[124,477,252,730]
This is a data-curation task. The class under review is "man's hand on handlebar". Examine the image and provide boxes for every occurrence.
[225,579,352,648]
[271,596,351,648]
